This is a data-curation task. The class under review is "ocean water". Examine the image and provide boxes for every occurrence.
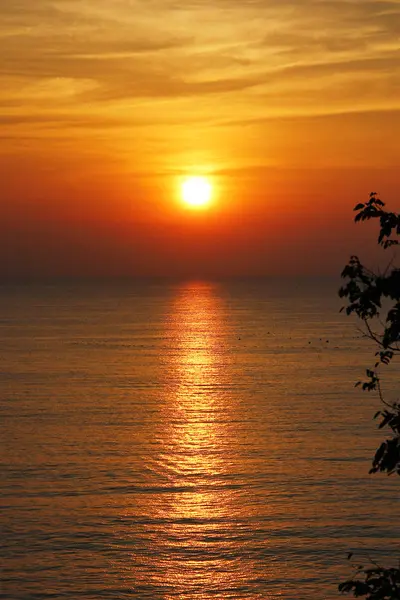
[1,279,399,600]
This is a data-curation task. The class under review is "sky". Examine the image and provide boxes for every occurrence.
[1,0,399,279]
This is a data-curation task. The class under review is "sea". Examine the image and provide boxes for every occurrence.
[1,278,399,600]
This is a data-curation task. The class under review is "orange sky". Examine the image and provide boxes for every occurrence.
[1,0,399,279]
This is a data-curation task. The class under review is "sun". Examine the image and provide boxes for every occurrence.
[181,176,212,209]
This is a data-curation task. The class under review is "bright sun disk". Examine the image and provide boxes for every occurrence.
[181,176,212,208]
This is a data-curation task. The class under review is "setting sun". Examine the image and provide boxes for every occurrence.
[181,176,212,209]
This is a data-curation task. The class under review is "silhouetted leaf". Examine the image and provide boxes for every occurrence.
[338,194,400,597]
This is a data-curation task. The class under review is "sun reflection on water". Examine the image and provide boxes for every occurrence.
[162,282,232,515]
[152,282,253,597]
[125,282,269,598]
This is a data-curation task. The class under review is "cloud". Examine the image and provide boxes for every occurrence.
[0,0,399,142]
[0,113,127,128]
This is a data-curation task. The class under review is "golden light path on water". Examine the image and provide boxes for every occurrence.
[136,282,270,598]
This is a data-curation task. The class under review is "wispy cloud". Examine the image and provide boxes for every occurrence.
[0,0,399,165]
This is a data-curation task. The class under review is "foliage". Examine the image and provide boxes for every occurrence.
[339,193,400,475]
[338,563,400,599]
[338,193,399,598]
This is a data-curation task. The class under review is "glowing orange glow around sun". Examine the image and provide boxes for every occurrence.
[181,176,212,209]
